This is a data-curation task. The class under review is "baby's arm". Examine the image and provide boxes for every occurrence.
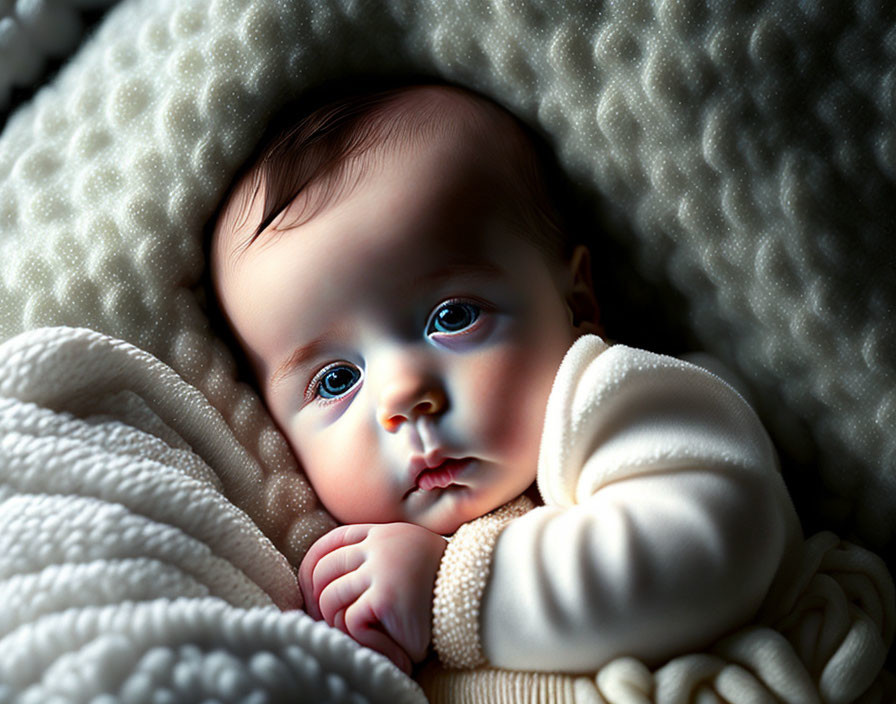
[298,522,446,674]
[434,338,803,671]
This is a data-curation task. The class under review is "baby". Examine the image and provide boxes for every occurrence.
[209,80,801,676]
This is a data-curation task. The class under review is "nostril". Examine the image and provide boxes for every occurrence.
[379,412,404,432]
[417,388,447,416]
[416,400,434,414]
[377,384,446,431]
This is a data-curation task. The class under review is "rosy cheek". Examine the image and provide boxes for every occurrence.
[464,347,549,455]
[296,415,388,524]
[284,418,343,504]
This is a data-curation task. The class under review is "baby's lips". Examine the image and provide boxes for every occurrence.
[407,448,446,482]
[415,458,472,491]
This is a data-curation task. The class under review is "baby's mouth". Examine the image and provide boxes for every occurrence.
[414,458,472,491]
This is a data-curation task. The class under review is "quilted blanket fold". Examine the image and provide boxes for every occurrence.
[0,325,425,703]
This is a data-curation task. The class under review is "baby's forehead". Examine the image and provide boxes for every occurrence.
[212,86,533,260]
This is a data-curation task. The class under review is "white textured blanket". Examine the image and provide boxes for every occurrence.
[0,326,425,703]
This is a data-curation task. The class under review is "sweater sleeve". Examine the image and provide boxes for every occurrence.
[430,496,534,668]
[440,336,802,672]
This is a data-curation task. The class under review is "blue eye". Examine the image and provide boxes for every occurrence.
[427,301,480,335]
[316,365,361,399]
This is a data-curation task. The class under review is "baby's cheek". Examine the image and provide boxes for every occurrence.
[464,345,553,458]
[290,416,381,524]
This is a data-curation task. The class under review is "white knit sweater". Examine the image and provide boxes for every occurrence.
[433,334,804,671]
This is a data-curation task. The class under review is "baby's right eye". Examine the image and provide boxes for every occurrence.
[313,364,361,400]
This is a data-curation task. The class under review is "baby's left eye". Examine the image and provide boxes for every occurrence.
[426,301,480,335]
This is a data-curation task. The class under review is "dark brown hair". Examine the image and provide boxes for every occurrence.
[217,76,578,262]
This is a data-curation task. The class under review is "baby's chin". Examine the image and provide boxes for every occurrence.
[407,486,513,536]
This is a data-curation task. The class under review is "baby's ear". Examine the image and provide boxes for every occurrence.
[564,245,603,338]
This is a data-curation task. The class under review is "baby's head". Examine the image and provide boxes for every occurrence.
[210,81,600,534]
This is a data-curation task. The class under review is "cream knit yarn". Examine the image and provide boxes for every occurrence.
[432,496,535,668]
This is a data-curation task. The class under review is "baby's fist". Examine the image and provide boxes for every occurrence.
[298,522,447,673]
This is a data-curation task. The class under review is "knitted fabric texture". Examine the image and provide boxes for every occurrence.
[432,496,534,668]
[0,326,425,703]
[0,1,118,116]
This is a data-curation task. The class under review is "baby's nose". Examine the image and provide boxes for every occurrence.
[377,380,447,432]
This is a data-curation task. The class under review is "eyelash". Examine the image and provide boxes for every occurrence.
[306,363,362,405]
[424,298,485,337]
[305,298,489,403]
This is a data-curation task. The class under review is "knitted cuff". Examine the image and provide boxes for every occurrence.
[431,495,534,668]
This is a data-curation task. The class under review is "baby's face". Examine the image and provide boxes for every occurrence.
[213,103,581,534]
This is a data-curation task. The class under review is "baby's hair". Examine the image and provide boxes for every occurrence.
[220,76,579,262]
[205,76,597,388]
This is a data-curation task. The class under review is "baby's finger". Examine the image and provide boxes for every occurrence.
[344,599,412,675]
[333,608,347,636]
[308,524,373,561]
[297,560,323,620]
[318,570,370,627]
[298,525,371,616]
[311,545,366,607]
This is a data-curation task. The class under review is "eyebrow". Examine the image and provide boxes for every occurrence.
[269,335,331,390]
[397,261,504,295]
[268,261,505,389]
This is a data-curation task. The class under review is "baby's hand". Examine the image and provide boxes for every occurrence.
[298,522,447,674]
